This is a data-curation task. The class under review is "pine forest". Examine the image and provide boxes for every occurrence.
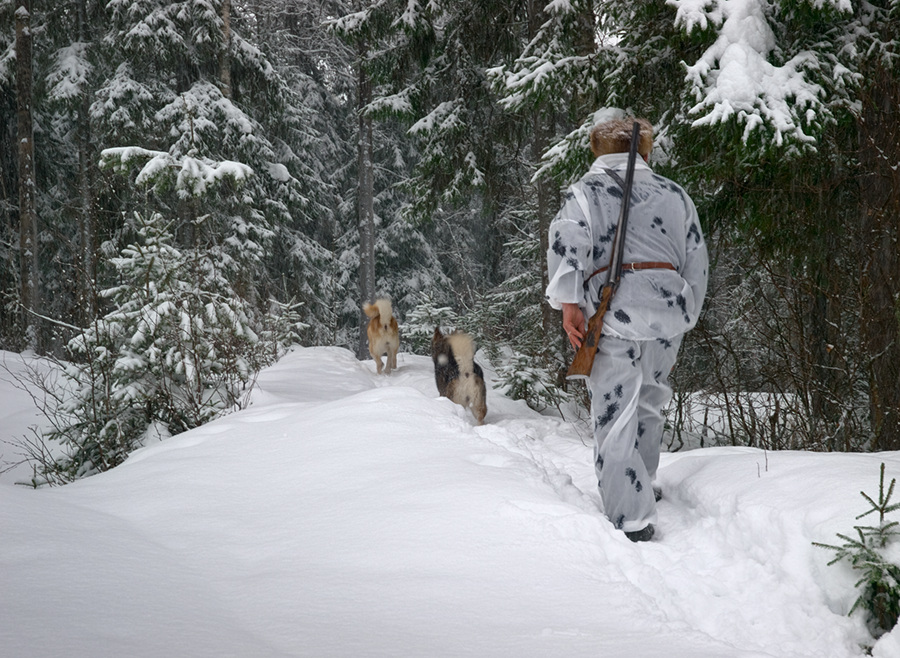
[1,0,898,482]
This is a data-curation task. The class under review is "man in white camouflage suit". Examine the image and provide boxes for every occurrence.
[545,117,708,542]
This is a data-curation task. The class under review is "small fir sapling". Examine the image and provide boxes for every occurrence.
[815,463,900,638]
[403,296,459,355]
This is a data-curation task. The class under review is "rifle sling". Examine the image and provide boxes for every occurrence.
[604,167,626,191]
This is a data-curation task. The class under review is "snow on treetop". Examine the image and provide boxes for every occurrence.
[101,147,253,198]
[668,0,848,146]
[48,43,92,101]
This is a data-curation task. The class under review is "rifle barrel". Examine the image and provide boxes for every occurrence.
[605,121,642,288]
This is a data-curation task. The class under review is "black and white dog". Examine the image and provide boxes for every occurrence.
[431,327,487,425]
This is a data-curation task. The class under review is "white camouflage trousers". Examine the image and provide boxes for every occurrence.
[588,334,683,533]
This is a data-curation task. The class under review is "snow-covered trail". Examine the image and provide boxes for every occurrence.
[204,348,742,657]
[1,346,889,657]
[246,348,873,657]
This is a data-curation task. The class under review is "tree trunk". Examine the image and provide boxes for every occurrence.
[77,0,96,327]
[16,0,40,352]
[219,0,232,99]
[534,114,561,347]
[528,0,565,373]
[858,62,900,451]
[356,42,376,359]
[527,0,559,345]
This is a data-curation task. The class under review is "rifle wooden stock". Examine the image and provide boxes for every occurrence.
[566,285,613,379]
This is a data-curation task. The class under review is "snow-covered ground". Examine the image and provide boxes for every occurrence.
[2,347,898,658]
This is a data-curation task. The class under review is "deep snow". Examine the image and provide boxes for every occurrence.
[2,347,899,657]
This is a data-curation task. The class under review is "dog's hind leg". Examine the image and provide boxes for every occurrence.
[386,346,397,374]
[472,399,487,425]
[472,383,487,425]
[373,353,384,374]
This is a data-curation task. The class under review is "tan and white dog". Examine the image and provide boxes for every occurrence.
[431,327,487,425]
[363,298,400,374]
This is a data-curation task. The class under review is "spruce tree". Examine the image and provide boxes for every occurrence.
[44,208,268,482]
[815,463,900,638]
[95,0,343,341]
[329,1,459,353]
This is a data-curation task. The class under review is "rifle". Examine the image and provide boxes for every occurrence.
[566,120,641,380]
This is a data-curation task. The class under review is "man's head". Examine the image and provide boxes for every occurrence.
[589,118,653,159]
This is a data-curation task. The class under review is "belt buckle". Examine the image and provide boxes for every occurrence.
[623,263,636,273]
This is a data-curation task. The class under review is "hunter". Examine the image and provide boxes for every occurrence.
[545,116,709,542]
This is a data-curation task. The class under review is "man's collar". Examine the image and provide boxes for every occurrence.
[588,152,652,174]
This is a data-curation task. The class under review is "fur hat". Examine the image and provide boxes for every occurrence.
[589,118,653,158]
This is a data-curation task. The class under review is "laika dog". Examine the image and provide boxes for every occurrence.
[431,327,487,425]
[363,298,400,374]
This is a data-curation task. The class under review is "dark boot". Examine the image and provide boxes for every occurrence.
[624,524,655,543]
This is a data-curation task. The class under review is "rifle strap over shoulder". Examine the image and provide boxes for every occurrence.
[603,168,626,190]
[571,167,630,224]
[604,168,638,205]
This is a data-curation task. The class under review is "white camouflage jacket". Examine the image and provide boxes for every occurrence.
[545,153,709,341]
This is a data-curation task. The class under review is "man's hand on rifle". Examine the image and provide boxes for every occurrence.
[562,303,585,350]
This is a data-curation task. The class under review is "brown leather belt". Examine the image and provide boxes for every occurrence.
[585,261,675,285]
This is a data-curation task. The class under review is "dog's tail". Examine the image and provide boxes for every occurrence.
[446,332,476,373]
[363,298,393,321]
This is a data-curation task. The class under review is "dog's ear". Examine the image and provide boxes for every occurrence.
[433,326,443,339]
